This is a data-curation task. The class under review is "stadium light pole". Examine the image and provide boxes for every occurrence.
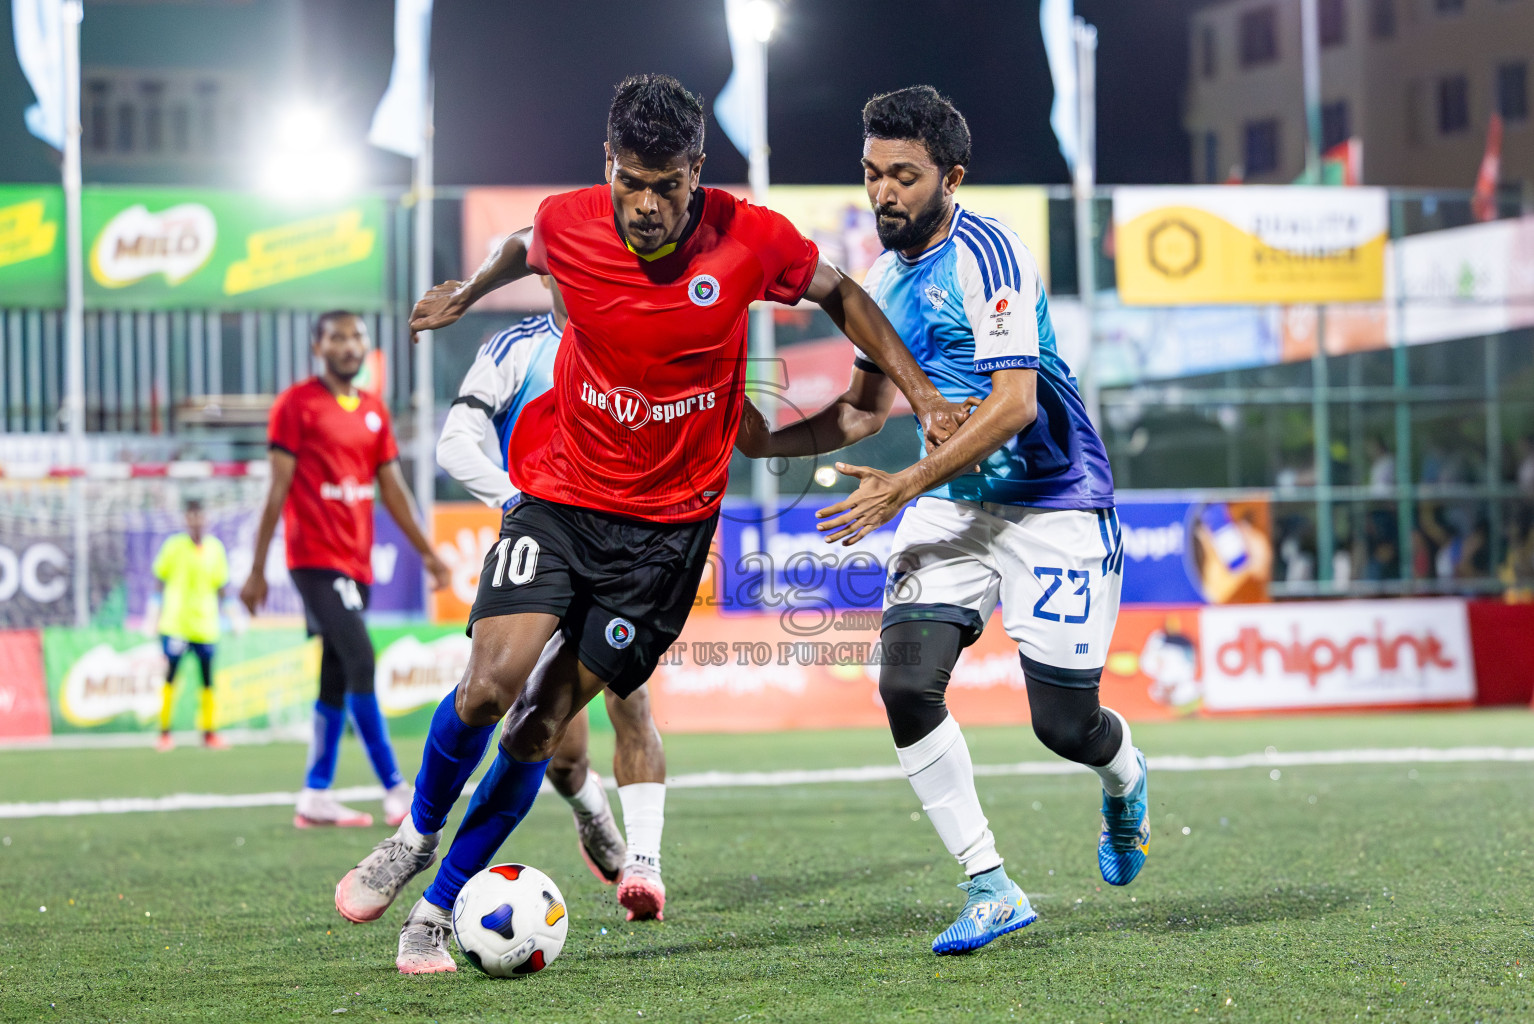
[1071,16,1099,432]
[61,0,87,627]
[1299,0,1322,182]
[412,79,436,610]
[744,0,778,531]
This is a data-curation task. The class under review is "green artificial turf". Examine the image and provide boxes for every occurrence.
[2,710,1532,1023]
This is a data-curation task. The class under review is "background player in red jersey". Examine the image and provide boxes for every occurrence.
[241,311,450,830]
[332,75,963,974]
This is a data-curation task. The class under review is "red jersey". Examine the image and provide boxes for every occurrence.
[511,185,819,523]
[268,378,399,583]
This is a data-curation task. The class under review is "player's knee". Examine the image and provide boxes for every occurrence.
[457,668,516,726]
[500,701,564,763]
[1031,713,1095,762]
[877,663,938,721]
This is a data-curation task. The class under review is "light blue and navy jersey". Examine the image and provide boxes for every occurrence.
[453,312,561,472]
[857,205,1113,510]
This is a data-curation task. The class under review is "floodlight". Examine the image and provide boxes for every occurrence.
[746,0,778,42]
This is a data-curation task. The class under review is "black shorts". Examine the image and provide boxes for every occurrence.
[466,495,716,697]
[290,568,371,638]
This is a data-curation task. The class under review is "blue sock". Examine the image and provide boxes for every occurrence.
[411,689,496,834]
[346,692,402,789]
[303,700,345,790]
[423,745,549,910]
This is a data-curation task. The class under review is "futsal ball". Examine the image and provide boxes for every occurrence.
[451,863,569,977]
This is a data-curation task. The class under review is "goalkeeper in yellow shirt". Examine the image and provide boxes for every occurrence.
[149,499,233,751]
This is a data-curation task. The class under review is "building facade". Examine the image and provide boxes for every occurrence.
[1186,0,1532,190]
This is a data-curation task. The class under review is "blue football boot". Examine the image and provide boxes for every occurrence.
[1098,748,1150,886]
[931,866,1038,955]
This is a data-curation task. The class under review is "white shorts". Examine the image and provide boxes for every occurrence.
[882,497,1124,675]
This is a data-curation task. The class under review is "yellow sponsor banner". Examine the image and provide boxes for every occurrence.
[0,198,58,269]
[1114,186,1387,306]
[211,636,320,728]
[767,185,1050,287]
[224,208,376,295]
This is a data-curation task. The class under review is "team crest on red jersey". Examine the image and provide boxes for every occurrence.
[687,273,720,306]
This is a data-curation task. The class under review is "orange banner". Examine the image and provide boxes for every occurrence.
[646,608,1194,734]
[430,502,505,625]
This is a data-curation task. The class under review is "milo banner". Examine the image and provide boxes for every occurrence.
[1114,186,1387,306]
[41,627,320,734]
[38,622,611,737]
[0,184,65,308]
[83,188,387,311]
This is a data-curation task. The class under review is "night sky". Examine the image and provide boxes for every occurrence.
[307,0,1204,189]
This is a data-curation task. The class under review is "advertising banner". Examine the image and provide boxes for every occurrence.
[1117,498,1271,606]
[1386,214,1534,347]
[1198,598,1475,711]
[1114,186,1387,306]
[82,188,387,311]
[0,184,64,308]
[429,501,504,624]
[40,626,319,734]
[712,504,903,614]
[646,607,1178,734]
[0,628,51,739]
[768,185,1049,287]
[370,623,469,732]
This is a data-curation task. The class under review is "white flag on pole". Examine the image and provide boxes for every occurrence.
[368,0,433,158]
[714,0,764,159]
[1040,0,1077,172]
[12,0,66,150]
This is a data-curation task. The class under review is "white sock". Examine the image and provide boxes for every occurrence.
[895,715,1002,877]
[1093,708,1142,798]
[618,782,665,868]
[564,770,608,820]
[398,811,439,853]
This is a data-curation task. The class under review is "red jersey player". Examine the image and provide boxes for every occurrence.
[241,311,450,830]
[332,75,962,975]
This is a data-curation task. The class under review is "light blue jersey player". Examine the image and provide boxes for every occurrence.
[426,281,678,938]
[739,86,1149,957]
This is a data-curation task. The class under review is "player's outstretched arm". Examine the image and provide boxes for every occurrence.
[376,460,452,592]
[734,368,896,460]
[816,369,1039,546]
[408,227,535,341]
[240,448,296,614]
[802,258,965,450]
[436,403,518,509]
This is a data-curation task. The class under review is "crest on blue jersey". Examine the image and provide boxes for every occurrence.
[924,284,948,310]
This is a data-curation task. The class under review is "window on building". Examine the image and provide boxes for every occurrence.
[1320,0,1347,46]
[1322,100,1351,150]
[1438,75,1470,134]
[1203,131,1220,182]
[1239,7,1278,66]
[1245,118,1281,174]
[1499,62,1529,122]
[1371,0,1396,38]
[1201,23,1217,78]
[1406,79,1425,146]
[81,70,247,164]
[1435,0,1465,12]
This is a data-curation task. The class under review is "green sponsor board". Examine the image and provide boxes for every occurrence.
[369,625,612,734]
[40,624,614,737]
[41,626,319,734]
[83,187,387,311]
[0,185,65,308]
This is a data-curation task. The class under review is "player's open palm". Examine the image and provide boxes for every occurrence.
[409,281,471,340]
[817,463,910,546]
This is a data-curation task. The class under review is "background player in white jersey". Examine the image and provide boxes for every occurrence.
[739,86,1147,956]
[434,278,670,918]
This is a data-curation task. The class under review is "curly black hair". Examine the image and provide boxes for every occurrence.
[862,85,971,170]
[607,74,706,164]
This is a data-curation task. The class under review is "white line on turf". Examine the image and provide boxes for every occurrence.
[2,746,1531,820]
